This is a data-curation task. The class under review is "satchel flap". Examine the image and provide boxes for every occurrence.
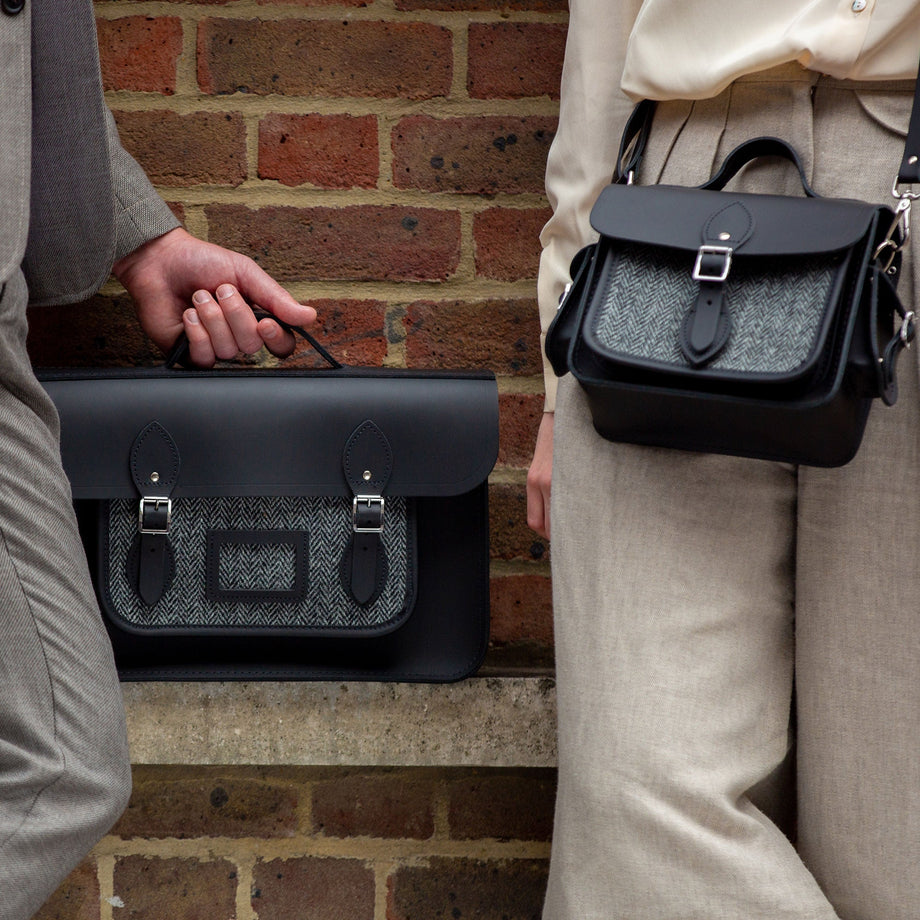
[40,369,498,499]
[590,184,885,257]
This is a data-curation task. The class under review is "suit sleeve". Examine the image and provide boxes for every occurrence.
[537,0,644,411]
[103,108,181,262]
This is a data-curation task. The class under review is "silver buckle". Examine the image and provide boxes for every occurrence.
[138,497,172,535]
[353,495,385,533]
[692,245,733,283]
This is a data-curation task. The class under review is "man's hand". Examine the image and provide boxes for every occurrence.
[112,227,317,367]
[526,412,554,540]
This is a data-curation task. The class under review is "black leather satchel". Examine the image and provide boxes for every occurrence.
[38,332,498,682]
[546,98,919,467]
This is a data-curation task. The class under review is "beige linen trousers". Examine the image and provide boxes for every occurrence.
[545,68,920,920]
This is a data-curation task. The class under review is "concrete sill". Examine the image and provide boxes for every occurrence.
[123,677,557,768]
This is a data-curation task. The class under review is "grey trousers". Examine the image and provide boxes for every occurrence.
[545,70,920,920]
[0,270,131,920]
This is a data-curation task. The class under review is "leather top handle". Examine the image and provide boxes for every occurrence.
[164,309,343,370]
[700,136,819,197]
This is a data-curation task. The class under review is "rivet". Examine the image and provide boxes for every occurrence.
[718,232,731,241]
[363,470,372,481]
[910,156,919,166]
[150,472,160,483]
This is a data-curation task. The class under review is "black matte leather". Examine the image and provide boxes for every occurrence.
[898,62,920,184]
[130,422,180,606]
[39,371,497,500]
[342,420,393,605]
[680,283,731,367]
[39,367,498,682]
[546,113,913,468]
[590,183,880,257]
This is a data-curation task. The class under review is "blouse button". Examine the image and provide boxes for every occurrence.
[851,0,867,10]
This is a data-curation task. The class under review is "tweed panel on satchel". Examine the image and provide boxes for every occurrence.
[590,243,842,374]
[104,496,414,631]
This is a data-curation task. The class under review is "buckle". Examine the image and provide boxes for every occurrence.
[692,245,733,283]
[138,497,172,535]
[353,495,385,533]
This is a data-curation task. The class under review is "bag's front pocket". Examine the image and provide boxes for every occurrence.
[99,495,417,637]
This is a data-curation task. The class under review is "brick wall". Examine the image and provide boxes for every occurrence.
[37,766,555,920]
[27,1,566,916]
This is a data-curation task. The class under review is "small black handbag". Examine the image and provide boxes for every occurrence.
[39,330,498,682]
[546,98,919,467]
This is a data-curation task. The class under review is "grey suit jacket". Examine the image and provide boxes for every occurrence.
[0,0,178,307]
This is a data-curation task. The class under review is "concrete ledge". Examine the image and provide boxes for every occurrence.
[123,677,557,768]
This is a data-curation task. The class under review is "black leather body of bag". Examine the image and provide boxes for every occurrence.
[546,111,916,467]
[39,359,498,682]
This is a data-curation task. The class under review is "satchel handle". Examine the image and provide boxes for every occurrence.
[614,102,820,199]
[164,310,344,370]
[700,136,819,198]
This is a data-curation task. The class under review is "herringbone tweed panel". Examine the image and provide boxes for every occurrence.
[103,496,414,631]
[590,243,842,373]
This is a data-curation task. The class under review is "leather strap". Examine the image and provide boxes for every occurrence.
[342,420,393,605]
[130,422,180,606]
[164,310,343,370]
[701,137,818,197]
[899,60,920,184]
[878,267,916,406]
[614,98,657,184]
[680,283,731,367]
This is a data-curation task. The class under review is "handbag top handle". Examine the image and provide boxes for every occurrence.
[164,309,343,370]
[614,56,920,268]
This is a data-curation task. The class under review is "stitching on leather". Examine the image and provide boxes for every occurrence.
[130,421,180,490]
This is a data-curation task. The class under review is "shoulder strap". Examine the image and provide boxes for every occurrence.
[897,60,920,186]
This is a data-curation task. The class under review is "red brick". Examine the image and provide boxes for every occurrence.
[206,204,461,282]
[27,295,162,368]
[387,857,548,920]
[312,771,435,839]
[257,0,369,5]
[489,481,548,561]
[489,574,554,645]
[398,0,565,8]
[259,114,378,189]
[393,115,555,195]
[252,858,374,920]
[96,16,182,94]
[468,23,566,100]
[474,207,550,282]
[114,857,238,920]
[113,110,247,187]
[404,299,542,375]
[33,861,100,920]
[498,393,544,467]
[290,299,388,366]
[166,200,187,224]
[198,20,452,99]
[448,769,556,841]
[112,768,299,839]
